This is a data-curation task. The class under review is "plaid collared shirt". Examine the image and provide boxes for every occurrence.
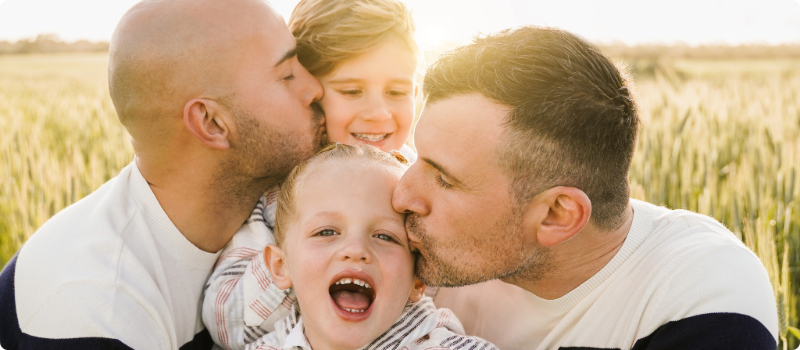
[203,187,296,350]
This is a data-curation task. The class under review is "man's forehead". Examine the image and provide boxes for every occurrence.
[417,94,509,148]
[415,94,511,184]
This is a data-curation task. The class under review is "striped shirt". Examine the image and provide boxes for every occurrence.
[244,298,497,350]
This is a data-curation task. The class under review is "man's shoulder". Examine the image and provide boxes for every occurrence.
[3,163,177,347]
[0,254,169,350]
[618,200,779,344]
[27,163,137,242]
[16,163,139,292]
[631,199,755,265]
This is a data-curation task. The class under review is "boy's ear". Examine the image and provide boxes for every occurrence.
[413,83,420,100]
[264,244,292,290]
[408,278,426,302]
[183,98,231,150]
[523,186,592,247]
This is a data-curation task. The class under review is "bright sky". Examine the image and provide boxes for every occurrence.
[1,0,799,47]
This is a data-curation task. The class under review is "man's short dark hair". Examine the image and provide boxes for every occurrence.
[424,26,639,230]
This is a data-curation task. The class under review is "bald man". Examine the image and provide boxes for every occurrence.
[0,0,324,349]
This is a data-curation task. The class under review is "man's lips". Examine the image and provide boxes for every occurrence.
[408,242,423,255]
[405,216,424,253]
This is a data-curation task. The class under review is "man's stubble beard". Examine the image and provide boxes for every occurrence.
[215,102,327,207]
[407,212,552,288]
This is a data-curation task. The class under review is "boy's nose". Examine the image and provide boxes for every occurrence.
[339,236,373,263]
[360,95,392,122]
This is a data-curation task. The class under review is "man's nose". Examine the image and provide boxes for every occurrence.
[297,63,323,105]
[392,163,430,216]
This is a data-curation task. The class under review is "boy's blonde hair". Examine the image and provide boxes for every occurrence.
[288,0,420,77]
[274,143,409,247]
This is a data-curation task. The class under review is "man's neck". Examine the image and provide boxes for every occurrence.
[506,204,635,300]
[136,156,268,253]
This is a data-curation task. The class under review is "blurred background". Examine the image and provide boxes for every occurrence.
[1,0,799,348]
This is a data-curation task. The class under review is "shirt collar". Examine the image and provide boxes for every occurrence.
[279,298,444,350]
[283,318,312,350]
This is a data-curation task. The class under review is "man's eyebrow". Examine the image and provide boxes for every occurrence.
[274,48,298,67]
[421,157,462,186]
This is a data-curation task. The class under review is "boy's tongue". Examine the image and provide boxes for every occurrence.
[332,290,370,310]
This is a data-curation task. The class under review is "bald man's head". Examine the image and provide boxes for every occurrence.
[108,0,281,138]
[108,0,325,191]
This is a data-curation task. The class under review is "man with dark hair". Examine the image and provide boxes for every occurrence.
[0,0,324,349]
[392,26,778,349]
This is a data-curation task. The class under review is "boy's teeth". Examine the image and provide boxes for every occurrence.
[334,277,372,289]
[353,133,388,142]
[343,307,366,313]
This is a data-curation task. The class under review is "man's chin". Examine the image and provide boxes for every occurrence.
[414,253,485,288]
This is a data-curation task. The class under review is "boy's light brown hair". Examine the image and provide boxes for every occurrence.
[274,143,409,247]
[288,0,420,77]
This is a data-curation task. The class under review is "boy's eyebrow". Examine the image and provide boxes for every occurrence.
[309,211,343,220]
[327,78,414,85]
[274,47,298,67]
[311,211,404,225]
[376,215,406,226]
[422,157,463,187]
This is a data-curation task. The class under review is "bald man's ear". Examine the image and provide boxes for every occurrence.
[183,98,231,150]
[523,186,592,247]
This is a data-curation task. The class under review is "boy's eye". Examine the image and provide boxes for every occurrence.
[339,89,362,96]
[387,89,408,97]
[435,174,453,189]
[374,232,397,243]
[314,228,338,237]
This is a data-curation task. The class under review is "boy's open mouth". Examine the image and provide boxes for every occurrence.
[329,277,375,313]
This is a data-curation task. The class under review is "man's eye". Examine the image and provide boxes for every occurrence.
[314,229,338,237]
[283,74,295,81]
[435,174,453,189]
[374,232,397,243]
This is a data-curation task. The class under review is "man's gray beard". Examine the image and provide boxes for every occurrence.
[407,213,551,288]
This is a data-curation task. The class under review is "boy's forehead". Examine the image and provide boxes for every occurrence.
[324,37,418,80]
[294,159,401,210]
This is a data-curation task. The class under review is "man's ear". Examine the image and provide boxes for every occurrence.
[264,244,292,290]
[183,98,231,150]
[525,186,591,247]
[408,278,426,302]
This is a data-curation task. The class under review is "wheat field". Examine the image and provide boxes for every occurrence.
[0,52,798,348]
